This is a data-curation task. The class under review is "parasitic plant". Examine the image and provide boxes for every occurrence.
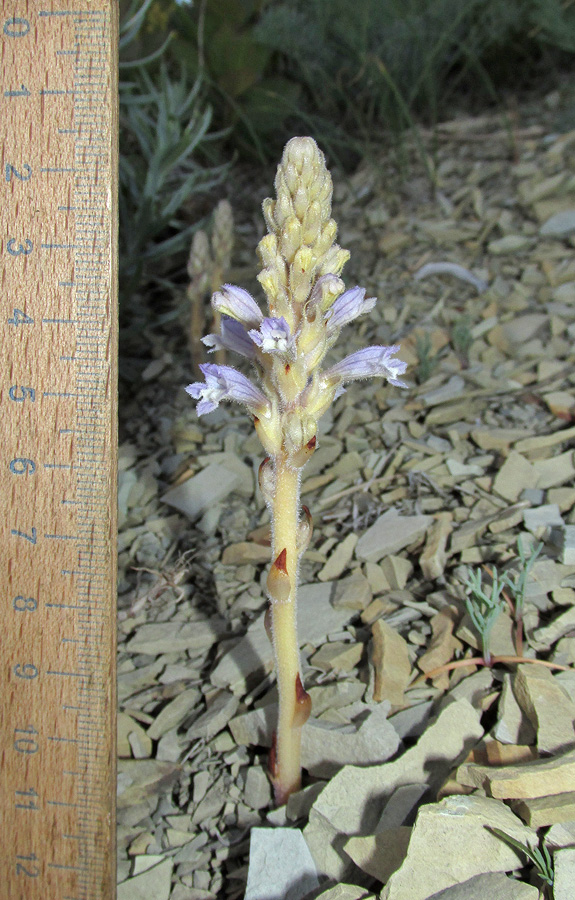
[185,137,407,805]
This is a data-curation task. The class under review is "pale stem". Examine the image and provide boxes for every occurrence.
[269,455,303,804]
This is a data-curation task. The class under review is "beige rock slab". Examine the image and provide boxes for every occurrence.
[456,747,575,798]
[125,619,225,655]
[456,611,516,659]
[310,640,364,674]
[344,827,412,883]
[380,795,535,900]
[532,450,575,490]
[417,608,462,689]
[380,556,414,591]
[221,541,271,565]
[419,872,539,900]
[492,452,539,502]
[332,572,373,610]
[494,673,536,746]
[117,760,182,811]
[419,513,452,581]
[147,688,201,740]
[546,819,575,849]
[117,858,173,900]
[304,699,483,880]
[118,712,153,758]
[371,619,412,705]
[318,533,359,581]
[553,847,575,900]
[184,690,239,741]
[513,664,575,754]
[355,510,433,562]
[512,791,575,827]
[315,888,375,900]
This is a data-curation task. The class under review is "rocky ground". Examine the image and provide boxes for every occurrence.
[116,87,575,900]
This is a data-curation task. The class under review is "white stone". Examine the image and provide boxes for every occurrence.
[244,828,319,900]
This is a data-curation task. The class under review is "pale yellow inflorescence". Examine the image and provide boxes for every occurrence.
[255,137,350,461]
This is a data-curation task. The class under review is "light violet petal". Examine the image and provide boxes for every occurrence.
[211,284,263,327]
[202,316,256,359]
[324,286,377,334]
[248,316,292,354]
[324,345,408,387]
[185,363,269,416]
[201,363,269,411]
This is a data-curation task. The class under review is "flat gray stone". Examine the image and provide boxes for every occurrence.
[540,209,575,237]
[244,828,319,900]
[161,462,241,520]
[355,510,433,562]
[523,504,564,534]
[301,701,400,778]
[125,619,225,655]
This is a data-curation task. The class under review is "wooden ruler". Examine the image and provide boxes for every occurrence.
[0,2,118,898]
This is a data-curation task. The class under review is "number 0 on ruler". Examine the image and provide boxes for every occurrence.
[0,3,118,899]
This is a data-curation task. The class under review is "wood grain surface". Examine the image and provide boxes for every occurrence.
[0,2,118,897]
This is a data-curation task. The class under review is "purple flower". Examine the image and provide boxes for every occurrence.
[202,316,256,359]
[211,284,263,327]
[324,286,376,335]
[323,345,408,389]
[248,317,293,354]
[186,363,269,416]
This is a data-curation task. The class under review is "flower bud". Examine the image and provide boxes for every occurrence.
[290,247,314,304]
[315,218,338,255]
[280,216,303,264]
[262,197,276,233]
[254,408,282,455]
[257,233,279,268]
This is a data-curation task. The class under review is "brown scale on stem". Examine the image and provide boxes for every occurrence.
[293,673,312,728]
[268,731,278,781]
[266,547,291,603]
[290,434,317,468]
[296,505,313,553]
[264,603,273,643]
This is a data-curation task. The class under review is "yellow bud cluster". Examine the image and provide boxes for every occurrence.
[257,137,349,319]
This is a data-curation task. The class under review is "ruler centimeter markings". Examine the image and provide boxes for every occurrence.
[0,2,118,899]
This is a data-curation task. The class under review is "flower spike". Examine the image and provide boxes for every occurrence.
[185,136,408,805]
